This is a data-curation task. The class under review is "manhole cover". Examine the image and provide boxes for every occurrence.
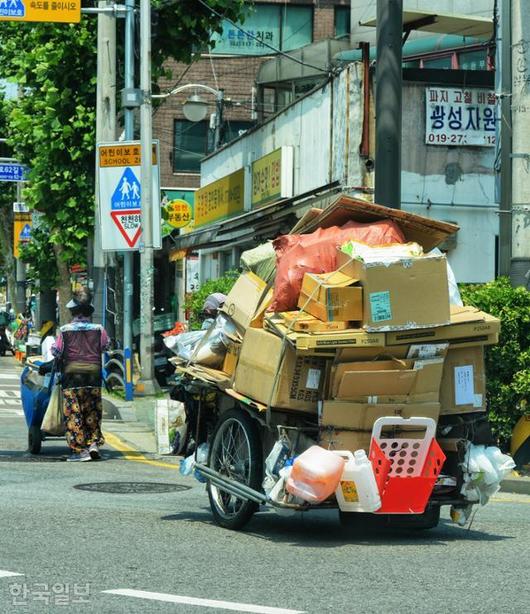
[73,482,191,494]
[0,454,66,463]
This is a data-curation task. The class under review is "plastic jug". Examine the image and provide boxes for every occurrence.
[334,450,381,513]
[286,445,345,503]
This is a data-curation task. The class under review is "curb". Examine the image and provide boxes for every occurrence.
[500,476,530,496]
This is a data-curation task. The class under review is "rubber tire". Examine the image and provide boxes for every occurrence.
[28,425,42,455]
[207,408,263,531]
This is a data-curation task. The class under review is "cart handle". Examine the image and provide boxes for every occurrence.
[371,416,436,442]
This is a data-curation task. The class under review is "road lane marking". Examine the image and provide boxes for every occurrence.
[102,589,306,613]
[0,570,22,578]
[103,431,180,471]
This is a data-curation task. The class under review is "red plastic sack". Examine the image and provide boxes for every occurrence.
[270,220,405,313]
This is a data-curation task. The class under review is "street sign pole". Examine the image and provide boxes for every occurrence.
[137,0,159,395]
[122,0,135,401]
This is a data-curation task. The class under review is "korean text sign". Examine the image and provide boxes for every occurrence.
[425,88,497,147]
[0,0,80,23]
[194,169,245,228]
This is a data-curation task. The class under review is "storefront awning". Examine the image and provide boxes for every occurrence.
[166,183,342,252]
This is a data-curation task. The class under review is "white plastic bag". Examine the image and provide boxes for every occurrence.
[430,248,463,306]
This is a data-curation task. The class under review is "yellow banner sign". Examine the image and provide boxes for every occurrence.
[195,169,245,228]
[0,0,81,23]
[251,148,282,208]
[98,144,157,168]
[165,199,192,229]
[13,212,32,258]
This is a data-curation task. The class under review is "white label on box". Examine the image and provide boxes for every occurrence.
[454,365,474,405]
[306,368,321,390]
[473,394,483,408]
[369,291,392,322]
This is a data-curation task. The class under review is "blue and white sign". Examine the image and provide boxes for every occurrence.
[0,0,25,19]
[0,162,28,182]
[111,167,141,210]
[19,223,31,241]
[97,140,161,252]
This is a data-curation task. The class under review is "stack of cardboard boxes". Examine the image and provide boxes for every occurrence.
[216,197,500,454]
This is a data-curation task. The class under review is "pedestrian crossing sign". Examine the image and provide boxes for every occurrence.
[0,0,81,23]
[97,141,161,252]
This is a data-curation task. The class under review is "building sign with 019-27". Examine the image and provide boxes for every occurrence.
[425,87,497,147]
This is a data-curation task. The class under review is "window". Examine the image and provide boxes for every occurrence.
[210,4,313,56]
[173,120,213,173]
[334,6,350,40]
[224,120,254,143]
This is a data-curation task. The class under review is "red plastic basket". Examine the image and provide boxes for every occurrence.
[368,418,446,514]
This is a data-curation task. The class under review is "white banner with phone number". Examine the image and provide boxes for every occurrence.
[425,87,497,147]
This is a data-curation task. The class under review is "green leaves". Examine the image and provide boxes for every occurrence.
[461,277,530,447]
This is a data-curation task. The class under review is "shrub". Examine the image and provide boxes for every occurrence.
[460,277,530,448]
[184,270,239,330]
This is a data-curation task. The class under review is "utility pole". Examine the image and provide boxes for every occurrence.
[375,0,403,209]
[93,0,116,323]
[498,0,512,277]
[15,182,26,315]
[122,0,135,400]
[510,0,530,286]
[137,0,159,394]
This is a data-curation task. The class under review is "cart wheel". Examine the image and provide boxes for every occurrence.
[28,425,42,455]
[207,408,263,530]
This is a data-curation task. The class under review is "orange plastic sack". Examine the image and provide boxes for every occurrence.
[270,220,405,313]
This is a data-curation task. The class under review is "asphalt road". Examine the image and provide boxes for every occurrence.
[1,355,529,614]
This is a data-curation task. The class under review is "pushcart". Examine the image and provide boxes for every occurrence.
[20,357,61,455]
[171,370,468,532]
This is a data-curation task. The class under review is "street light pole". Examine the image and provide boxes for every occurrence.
[122,0,135,400]
[375,0,403,209]
[137,0,158,394]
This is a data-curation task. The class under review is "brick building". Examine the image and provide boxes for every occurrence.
[153,0,351,191]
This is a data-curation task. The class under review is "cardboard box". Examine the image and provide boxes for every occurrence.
[337,250,450,331]
[330,358,444,403]
[319,428,428,454]
[386,306,500,346]
[221,272,269,332]
[222,342,240,378]
[298,271,363,322]
[277,311,350,333]
[440,345,486,415]
[233,328,327,413]
[320,400,440,430]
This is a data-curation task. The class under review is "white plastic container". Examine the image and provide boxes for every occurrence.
[334,450,381,513]
[286,445,346,503]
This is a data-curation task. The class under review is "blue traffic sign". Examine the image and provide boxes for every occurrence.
[0,162,28,182]
[0,0,25,19]
[19,223,31,240]
[111,167,141,210]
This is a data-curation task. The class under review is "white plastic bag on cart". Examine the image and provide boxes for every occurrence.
[460,443,516,505]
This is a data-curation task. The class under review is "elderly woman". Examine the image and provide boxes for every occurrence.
[52,289,110,462]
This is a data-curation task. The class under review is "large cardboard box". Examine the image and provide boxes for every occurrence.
[330,358,444,403]
[298,271,363,322]
[440,345,486,415]
[337,250,450,331]
[221,272,269,332]
[320,400,440,430]
[233,328,327,413]
[386,306,500,346]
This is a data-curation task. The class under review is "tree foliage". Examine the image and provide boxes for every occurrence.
[0,0,246,305]
[460,277,530,447]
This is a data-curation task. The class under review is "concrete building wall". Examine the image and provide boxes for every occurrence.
[349,0,495,43]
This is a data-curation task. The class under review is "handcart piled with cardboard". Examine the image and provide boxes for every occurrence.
[167,196,515,531]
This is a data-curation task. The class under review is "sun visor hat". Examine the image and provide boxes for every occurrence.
[66,298,94,311]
